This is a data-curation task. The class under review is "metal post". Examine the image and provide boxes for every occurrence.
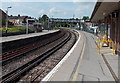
[5,7,12,34]
[112,41,115,54]
[5,9,8,34]
[26,19,28,34]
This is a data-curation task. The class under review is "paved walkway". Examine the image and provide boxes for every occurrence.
[0,30,59,43]
[42,30,119,82]
[93,34,119,81]
[99,46,119,81]
[71,31,115,81]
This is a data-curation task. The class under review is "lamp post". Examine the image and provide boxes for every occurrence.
[5,6,12,34]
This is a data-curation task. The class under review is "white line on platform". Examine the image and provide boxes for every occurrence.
[41,30,81,82]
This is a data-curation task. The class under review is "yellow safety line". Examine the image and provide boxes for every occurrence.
[72,38,86,81]
[100,49,113,51]
[103,53,114,55]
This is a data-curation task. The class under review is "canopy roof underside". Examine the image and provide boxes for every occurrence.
[91,1,120,22]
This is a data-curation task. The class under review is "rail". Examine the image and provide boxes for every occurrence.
[1,30,64,65]
[1,29,72,83]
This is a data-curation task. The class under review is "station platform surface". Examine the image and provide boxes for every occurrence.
[42,30,119,82]
[0,30,59,43]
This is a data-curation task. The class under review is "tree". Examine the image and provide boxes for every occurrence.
[42,14,49,21]
[76,18,79,20]
[82,16,89,21]
[8,21,14,26]
[39,14,49,30]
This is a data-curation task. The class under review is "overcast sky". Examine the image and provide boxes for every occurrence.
[1,2,96,19]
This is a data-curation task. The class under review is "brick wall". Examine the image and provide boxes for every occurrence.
[118,11,120,52]
[107,11,120,54]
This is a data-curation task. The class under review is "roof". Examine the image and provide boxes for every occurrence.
[91,1,120,22]
[8,16,33,19]
[0,9,7,17]
[90,2,101,21]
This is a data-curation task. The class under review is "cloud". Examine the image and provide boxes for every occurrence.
[11,11,33,17]
[1,2,96,18]
[63,12,67,16]
[72,0,81,3]
[75,8,85,14]
[72,0,97,3]
[1,0,118,2]
[49,8,57,14]
[2,0,22,2]
[38,9,44,15]
[74,3,95,18]
[74,8,85,18]
[48,7,60,16]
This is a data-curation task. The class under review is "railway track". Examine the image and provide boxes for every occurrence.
[19,29,77,82]
[1,30,64,65]
[1,29,77,82]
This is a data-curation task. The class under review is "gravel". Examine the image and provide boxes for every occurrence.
[19,29,78,82]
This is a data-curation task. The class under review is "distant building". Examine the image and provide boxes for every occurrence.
[49,18,82,23]
[8,14,35,26]
[85,21,93,28]
[0,9,7,20]
[0,9,8,28]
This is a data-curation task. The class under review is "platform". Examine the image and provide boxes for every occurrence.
[42,30,119,81]
[0,30,59,43]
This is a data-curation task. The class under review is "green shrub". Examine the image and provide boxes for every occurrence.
[1,27,32,33]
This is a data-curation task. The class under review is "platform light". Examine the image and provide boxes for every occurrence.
[5,6,12,34]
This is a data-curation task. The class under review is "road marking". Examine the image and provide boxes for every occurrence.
[72,34,86,81]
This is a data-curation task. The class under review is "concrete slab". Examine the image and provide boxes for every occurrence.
[0,30,59,43]
[42,30,84,81]
[93,34,119,80]
[74,32,114,81]
[101,47,119,79]
[42,30,117,82]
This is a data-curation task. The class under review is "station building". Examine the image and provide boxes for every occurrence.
[91,1,120,55]
[0,9,7,28]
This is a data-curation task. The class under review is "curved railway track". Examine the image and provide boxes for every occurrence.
[1,29,77,83]
[1,30,64,65]
[20,29,77,82]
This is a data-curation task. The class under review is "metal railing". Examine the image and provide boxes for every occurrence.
[96,35,115,54]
